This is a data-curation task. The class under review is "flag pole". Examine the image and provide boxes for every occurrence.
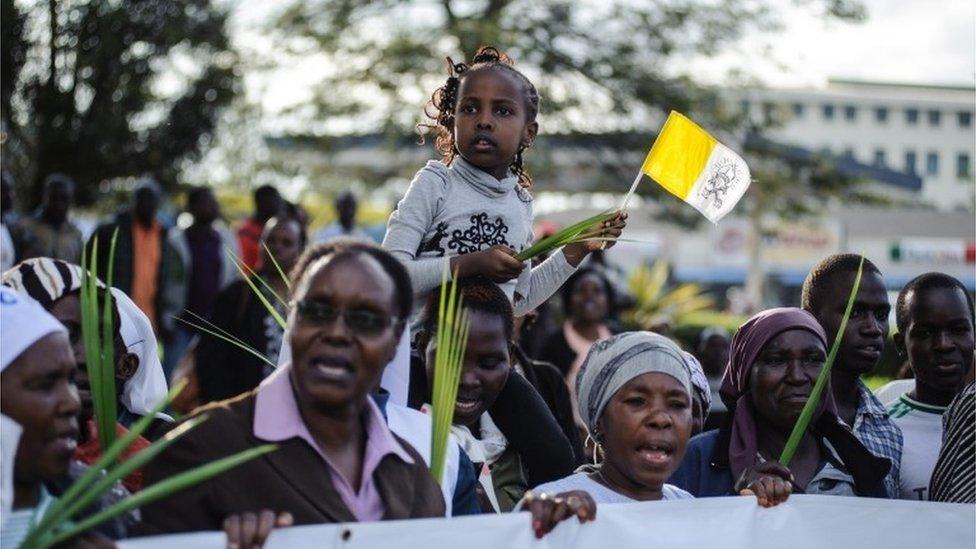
[619,171,644,211]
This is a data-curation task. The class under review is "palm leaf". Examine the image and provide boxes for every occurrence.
[779,257,864,466]
[25,376,278,548]
[625,260,716,330]
[226,248,287,329]
[174,313,277,368]
[42,444,277,548]
[514,211,617,262]
[26,380,189,542]
[46,415,209,530]
[262,242,292,291]
[80,234,119,454]
[96,229,120,452]
[429,260,470,484]
[226,246,288,308]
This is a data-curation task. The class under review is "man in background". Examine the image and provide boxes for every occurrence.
[13,173,84,263]
[88,180,184,345]
[313,191,372,243]
[237,185,283,270]
[166,186,239,377]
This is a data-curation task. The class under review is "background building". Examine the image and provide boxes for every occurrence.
[739,79,976,210]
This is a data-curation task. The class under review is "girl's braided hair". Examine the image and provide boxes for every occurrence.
[417,46,540,189]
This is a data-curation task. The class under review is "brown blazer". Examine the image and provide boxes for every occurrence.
[141,392,446,533]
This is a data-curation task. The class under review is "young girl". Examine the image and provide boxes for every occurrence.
[383,46,626,316]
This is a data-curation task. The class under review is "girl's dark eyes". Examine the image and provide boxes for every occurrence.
[494,106,513,116]
[459,104,477,114]
[624,397,645,407]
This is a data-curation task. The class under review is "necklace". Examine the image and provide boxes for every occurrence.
[594,466,623,494]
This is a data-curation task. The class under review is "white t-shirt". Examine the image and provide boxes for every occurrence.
[313,222,373,244]
[874,379,915,407]
[888,393,947,500]
[529,472,693,504]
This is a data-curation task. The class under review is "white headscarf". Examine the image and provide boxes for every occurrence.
[2,259,168,417]
[112,288,168,416]
[0,287,66,528]
[0,286,67,372]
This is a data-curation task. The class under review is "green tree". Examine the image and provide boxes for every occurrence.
[1,0,238,206]
[265,0,864,134]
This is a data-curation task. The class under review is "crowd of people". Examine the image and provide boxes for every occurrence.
[0,45,973,548]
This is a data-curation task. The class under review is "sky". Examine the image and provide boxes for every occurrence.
[687,0,976,88]
[232,0,976,123]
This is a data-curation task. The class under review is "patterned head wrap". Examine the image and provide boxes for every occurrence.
[576,331,691,436]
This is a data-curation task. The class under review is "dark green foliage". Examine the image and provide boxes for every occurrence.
[1,0,238,206]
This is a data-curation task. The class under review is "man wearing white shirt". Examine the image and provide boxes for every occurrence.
[314,191,373,243]
[889,272,975,500]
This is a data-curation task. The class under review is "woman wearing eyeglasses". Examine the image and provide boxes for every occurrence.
[142,240,446,546]
[195,215,307,405]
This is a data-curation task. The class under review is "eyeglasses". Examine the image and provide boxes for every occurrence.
[295,299,401,337]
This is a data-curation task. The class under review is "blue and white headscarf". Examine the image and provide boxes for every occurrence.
[575,331,692,436]
[681,352,712,419]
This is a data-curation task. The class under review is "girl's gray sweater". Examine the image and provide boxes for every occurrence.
[382,157,577,316]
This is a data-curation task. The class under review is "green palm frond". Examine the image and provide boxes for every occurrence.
[23,378,277,548]
[24,240,282,547]
[779,257,864,466]
[625,260,715,329]
[429,260,470,485]
[225,247,287,329]
[515,211,618,262]
[262,242,292,292]
[80,230,119,453]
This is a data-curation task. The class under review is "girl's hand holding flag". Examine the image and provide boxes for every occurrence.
[561,211,628,266]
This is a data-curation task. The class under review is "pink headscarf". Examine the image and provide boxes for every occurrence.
[720,307,832,481]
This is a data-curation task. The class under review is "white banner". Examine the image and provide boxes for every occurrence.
[120,495,975,549]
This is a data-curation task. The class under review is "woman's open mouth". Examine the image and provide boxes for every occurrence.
[635,441,674,467]
[50,425,80,457]
[454,395,482,415]
[309,355,354,384]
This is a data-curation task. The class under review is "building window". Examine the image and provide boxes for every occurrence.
[875,107,888,123]
[958,154,972,179]
[926,152,939,176]
[906,108,919,125]
[873,149,886,167]
[959,111,973,128]
[844,105,857,121]
[792,103,804,117]
[740,100,750,117]
[905,151,917,174]
[822,104,834,120]
[928,110,941,126]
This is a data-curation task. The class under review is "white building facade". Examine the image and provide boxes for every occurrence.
[739,79,975,210]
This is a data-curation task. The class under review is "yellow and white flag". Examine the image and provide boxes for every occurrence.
[622,111,751,223]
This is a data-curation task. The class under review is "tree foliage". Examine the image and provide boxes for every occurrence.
[264,0,864,134]
[1,0,238,206]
